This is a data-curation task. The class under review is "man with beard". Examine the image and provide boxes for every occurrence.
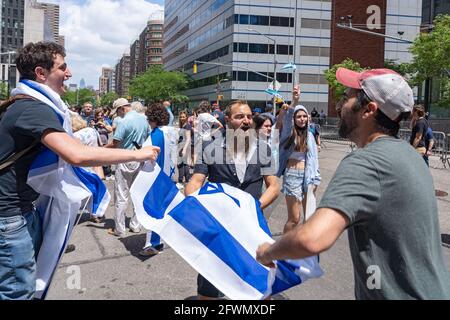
[185,100,280,300]
[256,68,450,299]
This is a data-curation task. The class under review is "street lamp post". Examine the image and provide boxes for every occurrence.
[216,78,229,109]
[246,27,277,117]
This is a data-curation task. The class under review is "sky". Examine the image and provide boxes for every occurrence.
[42,0,165,89]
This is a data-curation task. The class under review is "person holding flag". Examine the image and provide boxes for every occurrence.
[257,68,450,299]
[0,42,159,300]
[185,100,280,300]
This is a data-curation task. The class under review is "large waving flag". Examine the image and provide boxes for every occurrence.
[11,79,110,299]
[131,162,323,300]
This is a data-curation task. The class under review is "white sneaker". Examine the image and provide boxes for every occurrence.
[129,226,141,233]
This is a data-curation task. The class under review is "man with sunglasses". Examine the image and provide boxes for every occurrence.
[257,68,450,299]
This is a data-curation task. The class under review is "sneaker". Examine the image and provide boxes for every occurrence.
[65,244,76,254]
[139,244,164,257]
[90,216,104,224]
[129,226,141,233]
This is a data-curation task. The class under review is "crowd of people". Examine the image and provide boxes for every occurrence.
[0,41,449,301]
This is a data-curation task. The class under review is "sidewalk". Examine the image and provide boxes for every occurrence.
[46,142,450,300]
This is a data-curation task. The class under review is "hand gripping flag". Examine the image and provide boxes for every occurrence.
[131,162,323,300]
[11,79,111,299]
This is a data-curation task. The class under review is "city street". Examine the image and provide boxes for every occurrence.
[46,142,450,300]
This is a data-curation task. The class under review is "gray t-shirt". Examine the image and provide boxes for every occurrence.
[319,136,450,300]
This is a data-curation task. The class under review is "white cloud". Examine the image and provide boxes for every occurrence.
[48,0,163,89]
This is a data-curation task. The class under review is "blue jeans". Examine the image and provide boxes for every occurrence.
[0,210,42,300]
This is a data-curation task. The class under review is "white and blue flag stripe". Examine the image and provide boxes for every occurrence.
[131,162,323,300]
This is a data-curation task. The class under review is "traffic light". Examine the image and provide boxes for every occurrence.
[193,63,198,74]
[217,95,224,101]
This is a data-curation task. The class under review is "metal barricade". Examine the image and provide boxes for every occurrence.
[399,129,449,169]
[319,124,354,151]
[432,131,449,168]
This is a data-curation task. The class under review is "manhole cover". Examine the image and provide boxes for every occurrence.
[435,190,448,197]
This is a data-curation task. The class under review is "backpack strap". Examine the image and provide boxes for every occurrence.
[0,94,40,171]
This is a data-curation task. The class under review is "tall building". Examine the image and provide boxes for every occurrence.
[422,0,450,25]
[109,70,116,95]
[130,39,140,79]
[79,78,86,89]
[164,0,422,112]
[138,19,164,74]
[115,54,131,97]
[24,0,54,45]
[99,67,113,95]
[1,0,25,63]
[37,2,63,45]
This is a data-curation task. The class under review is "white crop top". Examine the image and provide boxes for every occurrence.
[289,151,306,161]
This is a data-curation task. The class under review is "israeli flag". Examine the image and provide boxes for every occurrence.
[12,79,110,299]
[144,126,177,178]
[131,163,323,300]
[281,62,297,72]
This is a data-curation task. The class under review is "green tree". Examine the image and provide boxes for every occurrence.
[324,58,368,102]
[0,82,8,100]
[408,14,450,109]
[129,65,189,103]
[62,88,95,106]
[384,59,411,77]
[100,91,119,107]
[409,14,450,85]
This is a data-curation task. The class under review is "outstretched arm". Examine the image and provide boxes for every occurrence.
[257,207,349,267]
[42,130,159,167]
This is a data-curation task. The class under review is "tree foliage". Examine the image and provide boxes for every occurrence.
[100,91,119,107]
[62,88,96,106]
[409,14,450,85]
[0,82,8,100]
[129,65,189,103]
[408,14,450,109]
[324,58,367,102]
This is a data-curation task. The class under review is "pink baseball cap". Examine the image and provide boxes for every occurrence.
[336,68,414,121]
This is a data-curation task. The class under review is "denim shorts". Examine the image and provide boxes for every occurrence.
[282,168,306,202]
[0,210,42,300]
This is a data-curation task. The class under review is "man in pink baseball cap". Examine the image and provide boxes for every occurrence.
[257,68,450,299]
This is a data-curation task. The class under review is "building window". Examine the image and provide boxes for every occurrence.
[301,18,331,29]
[300,46,330,57]
[235,14,294,27]
[239,14,249,24]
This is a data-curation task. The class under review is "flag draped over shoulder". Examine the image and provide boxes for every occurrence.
[131,162,323,300]
[11,80,111,299]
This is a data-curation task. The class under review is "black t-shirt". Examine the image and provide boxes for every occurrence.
[0,99,65,216]
[410,118,428,148]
